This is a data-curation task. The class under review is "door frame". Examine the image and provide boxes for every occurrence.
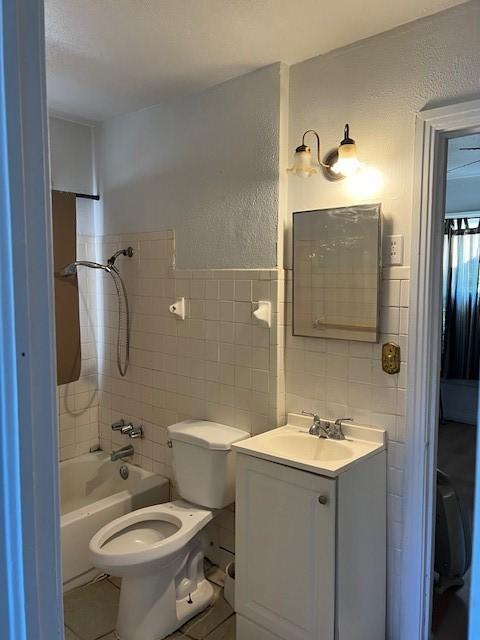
[402,98,480,640]
[0,1,62,639]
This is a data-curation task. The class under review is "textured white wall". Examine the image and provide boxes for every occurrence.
[96,64,284,269]
[49,116,94,192]
[287,1,480,267]
[48,116,96,235]
[287,3,480,638]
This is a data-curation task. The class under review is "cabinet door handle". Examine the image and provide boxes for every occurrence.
[318,495,328,505]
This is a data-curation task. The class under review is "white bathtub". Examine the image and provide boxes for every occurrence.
[60,451,170,591]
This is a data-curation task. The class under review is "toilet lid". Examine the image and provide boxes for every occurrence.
[168,419,249,450]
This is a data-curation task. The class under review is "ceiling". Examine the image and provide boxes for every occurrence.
[45,0,467,122]
[448,133,480,179]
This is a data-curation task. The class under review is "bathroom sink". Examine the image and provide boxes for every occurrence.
[257,432,354,462]
[232,413,387,477]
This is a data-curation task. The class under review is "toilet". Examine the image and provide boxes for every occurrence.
[89,419,249,640]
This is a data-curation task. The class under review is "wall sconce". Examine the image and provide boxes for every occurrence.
[287,124,361,180]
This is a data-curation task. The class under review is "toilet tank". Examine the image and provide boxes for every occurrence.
[167,420,250,509]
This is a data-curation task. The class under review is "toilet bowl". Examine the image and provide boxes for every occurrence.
[89,419,249,640]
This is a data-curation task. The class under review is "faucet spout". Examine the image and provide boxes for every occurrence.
[110,445,134,461]
[302,411,330,438]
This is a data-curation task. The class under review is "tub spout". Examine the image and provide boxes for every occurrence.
[110,445,134,461]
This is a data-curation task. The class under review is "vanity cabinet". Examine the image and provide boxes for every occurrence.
[235,450,386,640]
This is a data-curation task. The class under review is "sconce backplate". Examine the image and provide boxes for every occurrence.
[322,149,345,181]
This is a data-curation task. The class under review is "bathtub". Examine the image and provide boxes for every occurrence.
[60,451,170,591]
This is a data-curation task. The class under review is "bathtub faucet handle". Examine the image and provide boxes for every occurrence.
[128,426,144,439]
[120,423,134,435]
[111,419,126,431]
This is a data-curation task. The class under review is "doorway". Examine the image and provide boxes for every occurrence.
[430,133,480,639]
[401,99,480,640]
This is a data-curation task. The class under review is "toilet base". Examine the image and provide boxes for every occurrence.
[115,572,214,640]
[176,578,215,628]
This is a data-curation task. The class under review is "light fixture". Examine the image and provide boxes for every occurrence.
[330,124,361,177]
[287,129,325,178]
[287,123,361,180]
[347,165,383,197]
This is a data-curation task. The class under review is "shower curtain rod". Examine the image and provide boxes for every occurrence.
[75,192,100,200]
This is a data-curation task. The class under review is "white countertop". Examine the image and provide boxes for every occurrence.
[232,413,387,477]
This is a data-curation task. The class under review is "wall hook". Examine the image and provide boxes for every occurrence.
[252,300,271,328]
[169,297,185,320]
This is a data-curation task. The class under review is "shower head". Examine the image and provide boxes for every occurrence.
[60,262,78,277]
[107,246,134,268]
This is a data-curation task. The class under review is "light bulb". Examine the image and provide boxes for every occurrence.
[347,164,383,197]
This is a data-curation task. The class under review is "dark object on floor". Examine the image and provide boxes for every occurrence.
[434,469,472,594]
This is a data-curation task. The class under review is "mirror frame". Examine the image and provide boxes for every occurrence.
[292,203,382,342]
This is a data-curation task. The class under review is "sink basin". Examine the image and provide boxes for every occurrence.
[232,413,387,477]
[255,433,354,462]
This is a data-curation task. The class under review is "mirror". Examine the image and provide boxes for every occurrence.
[293,203,381,342]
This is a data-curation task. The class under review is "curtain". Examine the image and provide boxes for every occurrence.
[52,190,81,385]
[442,217,480,380]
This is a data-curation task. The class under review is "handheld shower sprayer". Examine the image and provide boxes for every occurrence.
[59,247,133,376]
[60,260,109,277]
[60,262,78,277]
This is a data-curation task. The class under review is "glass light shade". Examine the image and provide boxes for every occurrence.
[287,147,318,178]
[331,141,360,177]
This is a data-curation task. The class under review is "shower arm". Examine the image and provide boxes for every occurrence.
[107,246,134,268]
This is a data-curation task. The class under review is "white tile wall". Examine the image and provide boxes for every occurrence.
[60,229,408,625]
[96,231,285,476]
[88,231,286,566]
[57,235,100,461]
[284,264,409,636]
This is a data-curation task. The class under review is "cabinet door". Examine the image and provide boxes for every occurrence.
[236,454,336,640]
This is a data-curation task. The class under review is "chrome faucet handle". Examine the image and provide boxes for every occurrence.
[120,423,134,435]
[128,426,144,439]
[331,417,353,440]
[111,419,125,431]
[302,410,321,423]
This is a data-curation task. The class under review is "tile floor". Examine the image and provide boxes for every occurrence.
[63,571,235,640]
[431,420,476,639]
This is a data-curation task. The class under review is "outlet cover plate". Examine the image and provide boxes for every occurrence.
[387,235,404,266]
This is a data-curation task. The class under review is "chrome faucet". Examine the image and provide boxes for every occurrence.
[302,411,331,439]
[110,445,134,461]
[329,417,353,440]
[111,419,144,439]
[302,411,353,440]
[112,419,130,431]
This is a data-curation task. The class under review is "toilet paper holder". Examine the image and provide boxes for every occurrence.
[252,300,271,328]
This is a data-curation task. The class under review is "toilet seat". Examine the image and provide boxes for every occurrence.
[89,500,213,575]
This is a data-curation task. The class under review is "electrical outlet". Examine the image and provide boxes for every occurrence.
[386,235,404,266]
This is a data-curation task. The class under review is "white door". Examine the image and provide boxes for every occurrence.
[236,454,336,640]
